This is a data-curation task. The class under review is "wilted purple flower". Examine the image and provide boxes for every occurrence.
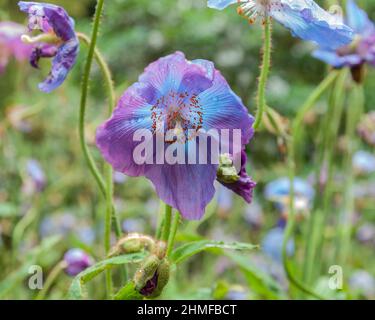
[96,52,255,220]
[357,112,375,147]
[313,1,375,81]
[18,2,79,92]
[352,150,375,175]
[208,0,353,50]
[0,21,32,73]
[63,248,93,277]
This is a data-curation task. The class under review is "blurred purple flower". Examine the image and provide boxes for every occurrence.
[0,21,32,73]
[96,52,255,220]
[349,270,375,298]
[122,218,145,233]
[39,213,76,239]
[313,1,375,80]
[208,0,353,50]
[18,2,79,92]
[244,201,264,229]
[26,159,46,192]
[356,223,375,245]
[63,248,93,277]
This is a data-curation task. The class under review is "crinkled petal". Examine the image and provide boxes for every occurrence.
[195,59,254,145]
[18,1,76,41]
[30,44,58,69]
[271,0,354,50]
[218,150,256,203]
[207,0,237,10]
[38,39,79,93]
[145,163,217,220]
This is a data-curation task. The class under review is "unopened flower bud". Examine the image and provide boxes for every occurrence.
[134,255,160,292]
[63,248,93,277]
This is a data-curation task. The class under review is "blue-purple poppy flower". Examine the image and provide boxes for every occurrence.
[0,21,32,73]
[63,248,93,277]
[208,0,353,50]
[18,2,79,92]
[313,1,375,78]
[96,52,255,220]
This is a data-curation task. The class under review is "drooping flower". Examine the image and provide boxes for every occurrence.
[0,21,32,73]
[264,177,315,216]
[63,248,93,277]
[18,2,79,92]
[96,52,255,220]
[313,0,375,81]
[208,0,353,50]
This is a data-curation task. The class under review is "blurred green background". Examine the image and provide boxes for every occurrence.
[0,0,374,300]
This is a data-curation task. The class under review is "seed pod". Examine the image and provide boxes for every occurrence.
[134,255,160,291]
[148,259,170,298]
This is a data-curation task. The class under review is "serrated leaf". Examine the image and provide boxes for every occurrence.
[114,281,143,300]
[68,252,146,300]
[170,240,258,264]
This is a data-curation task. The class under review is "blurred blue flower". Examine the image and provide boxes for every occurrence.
[63,248,93,277]
[262,226,294,262]
[122,218,145,233]
[313,0,375,73]
[244,201,264,229]
[356,223,375,245]
[264,177,315,214]
[349,270,375,298]
[208,0,353,50]
[39,213,76,239]
[18,2,79,92]
[353,150,375,175]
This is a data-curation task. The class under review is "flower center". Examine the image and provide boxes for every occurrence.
[236,0,281,23]
[150,91,203,143]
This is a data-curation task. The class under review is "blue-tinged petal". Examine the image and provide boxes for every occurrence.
[96,82,154,176]
[346,0,375,35]
[271,0,354,50]
[196,61,254,145]
[145,163,217,220]
[39,39,79,93]
[312,49,361,68]
[207,0,237,10]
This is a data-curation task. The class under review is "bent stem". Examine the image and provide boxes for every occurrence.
[35,261,67,300]
[253,17,272,130]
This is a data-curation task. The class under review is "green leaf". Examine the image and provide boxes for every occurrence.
[0,203,19,218]
[170,240,258,264]
[225,252,287,299]
[114,282,143,300]
[68,252,146,300]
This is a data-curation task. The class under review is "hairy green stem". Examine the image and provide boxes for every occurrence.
[167,212,181,257]
[161,204,173,243]
[253,17,272,130]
